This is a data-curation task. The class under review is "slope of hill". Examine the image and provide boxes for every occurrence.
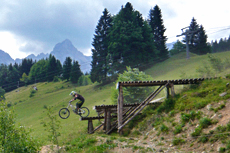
[4,51,230,152]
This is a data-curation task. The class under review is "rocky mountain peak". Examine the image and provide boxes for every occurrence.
[52,39,76,53]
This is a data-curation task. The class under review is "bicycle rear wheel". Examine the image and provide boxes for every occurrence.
[79,107,90,117]
[59,108,70,119]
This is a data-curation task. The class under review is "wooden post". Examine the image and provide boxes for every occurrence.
[166,85,170,98]
[170,83,175,97]
[88,120,94,134]
[117,83,123,135]
[106,108,111,132]
[103,108,107,130]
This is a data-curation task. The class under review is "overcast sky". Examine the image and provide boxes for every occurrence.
[0,0,229,59]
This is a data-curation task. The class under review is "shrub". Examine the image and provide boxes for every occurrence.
[173,124,183,135]
[199,117,212,128]
[199,135,209,143]
[191,126,202,137]
[160,124,169,133]
[172,137,185,145]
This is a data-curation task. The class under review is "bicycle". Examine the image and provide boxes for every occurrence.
[59,101,90,119]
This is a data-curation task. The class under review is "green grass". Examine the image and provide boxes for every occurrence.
[4,50,230,151]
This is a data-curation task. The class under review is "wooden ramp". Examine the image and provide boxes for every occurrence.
[81,78,210,134]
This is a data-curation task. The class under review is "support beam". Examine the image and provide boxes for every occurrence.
[88,120,94,134]
[117,85,123,135]
[106,109,111,132]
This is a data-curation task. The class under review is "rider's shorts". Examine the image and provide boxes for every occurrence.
[76,100,84,108]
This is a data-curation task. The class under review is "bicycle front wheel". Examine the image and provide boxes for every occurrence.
[59,108,70,119]
[79,107,90,117]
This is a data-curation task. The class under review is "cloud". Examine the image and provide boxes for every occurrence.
[0,0,230,58]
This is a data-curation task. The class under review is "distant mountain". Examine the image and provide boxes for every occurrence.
[166,42,176,50]
[50,39,91,73]
[2,39,92,73]
[0,50,14,65]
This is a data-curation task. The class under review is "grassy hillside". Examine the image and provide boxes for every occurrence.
[4,51,230,152]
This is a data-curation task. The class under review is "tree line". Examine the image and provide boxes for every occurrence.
[0,55,88,93]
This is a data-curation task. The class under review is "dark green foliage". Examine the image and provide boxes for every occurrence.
[107,2,157,74]
[46,54,62,82]
[211,36,230,53]
[62,57,72,81]
[19,58,34,76]
[91,8,112,83]
[148,5,168,60]
[70,60,83,83]
[196,25,211,55]
[184,17,210,55]
[0,63,20,92]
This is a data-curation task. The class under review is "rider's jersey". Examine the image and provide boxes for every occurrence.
[74,94,85,102]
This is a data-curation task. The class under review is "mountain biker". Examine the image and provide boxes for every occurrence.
[69,91,85,114]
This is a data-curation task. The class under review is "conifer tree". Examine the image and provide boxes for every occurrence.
[47,54,57,81]
[196,25,211,55]
[91,8,112,83]
[148,5,168,60]
[108,2,156,74]
[62,57,72,81]
[70,60,83,83]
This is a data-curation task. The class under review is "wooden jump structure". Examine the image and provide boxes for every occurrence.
[81,78,210,134]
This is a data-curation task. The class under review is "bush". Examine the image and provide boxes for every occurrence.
[173,124,183,135]
[199,117,212,128]
[172,137,185,145]
[0,100,39,152]
[191,126,202,137]
[160,124,169,133]
[111,66,154,104]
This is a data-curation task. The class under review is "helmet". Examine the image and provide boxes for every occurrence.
[69,91,77,96]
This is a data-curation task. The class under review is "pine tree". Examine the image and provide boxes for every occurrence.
[62,57,72,81]
[90,8,112,83]
[148,5,168,60]
[108,2,156,74]
[187,17,199,53]
[47,54,58,81]
[196,25,211,55]
[70,60,83,83]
